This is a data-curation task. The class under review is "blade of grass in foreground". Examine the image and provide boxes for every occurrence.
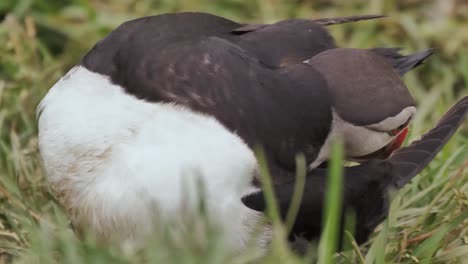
[285,154,306,235]
[345,231,366,264]
[254,146,299,262]
[254,146,281,225]
[318,139,344,264]
[364,219,389,264]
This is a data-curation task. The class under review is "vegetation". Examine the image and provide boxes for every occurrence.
[0,0,467,263]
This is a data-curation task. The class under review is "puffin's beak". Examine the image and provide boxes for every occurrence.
[350,127,409,162]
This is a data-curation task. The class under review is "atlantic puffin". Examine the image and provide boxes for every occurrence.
[38,12,433,251]
[243,96,467,247]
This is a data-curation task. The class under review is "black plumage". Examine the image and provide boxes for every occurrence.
[82,12,432,76]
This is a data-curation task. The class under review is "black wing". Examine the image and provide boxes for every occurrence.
[388,95,468,187]
[242,96,467,245]
[234,19,338,67]
[81,12,242,77]
[370,48,434,76]
[232,15,433,74]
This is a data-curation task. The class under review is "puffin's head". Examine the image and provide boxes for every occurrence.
[306,48,416,167]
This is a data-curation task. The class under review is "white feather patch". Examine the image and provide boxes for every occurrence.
[310,106,415,169]
[37,66,270,252]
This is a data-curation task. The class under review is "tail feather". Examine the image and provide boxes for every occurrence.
[233,14,385,33]
[371,48,435,76]
[313,14,386,26]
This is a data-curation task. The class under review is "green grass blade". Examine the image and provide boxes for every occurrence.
[412,211,468,261]
[254,145,281,225]
[285,153,306,235]
[318,139,344,264]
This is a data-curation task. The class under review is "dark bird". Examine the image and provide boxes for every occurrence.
[83,12,433,77]
[37,12,434,251]
[242,96,468,248]
[78,12,431,174]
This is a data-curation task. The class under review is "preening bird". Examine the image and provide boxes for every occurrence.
[242,96,468,248]
[37,12,441,252]
[79,12,432,174]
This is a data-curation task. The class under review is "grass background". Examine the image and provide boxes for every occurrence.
[0,0,467,263]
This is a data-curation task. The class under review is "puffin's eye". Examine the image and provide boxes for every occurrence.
[388,116,412,136]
